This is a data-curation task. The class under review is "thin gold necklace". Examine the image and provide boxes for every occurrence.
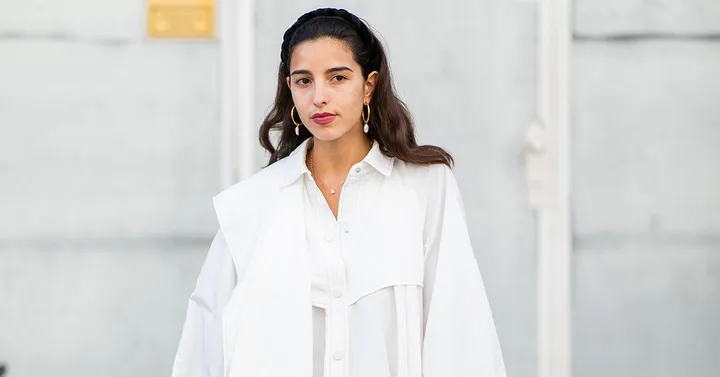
[308,140,373,195]
[308,153,346,195]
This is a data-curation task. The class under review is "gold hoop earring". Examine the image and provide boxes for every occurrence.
[291,106,302,136]
[362,103,371,134]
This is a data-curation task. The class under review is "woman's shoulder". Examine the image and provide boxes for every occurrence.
[388,161,461,210]
[392,159,455,187]
[213,156,292,205]
[390,161,464,224]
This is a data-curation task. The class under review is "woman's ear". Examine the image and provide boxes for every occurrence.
[364,71,378,103]
[286,76,291,89]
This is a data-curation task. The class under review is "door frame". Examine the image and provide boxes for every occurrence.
[219,0,257,187]
[534,0,573,376]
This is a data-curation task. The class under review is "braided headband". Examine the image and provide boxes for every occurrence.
[280,8,378,72]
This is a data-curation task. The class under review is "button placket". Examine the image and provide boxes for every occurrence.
[324,229,335,242]
[325,248,348,376]
[326,173,352,376]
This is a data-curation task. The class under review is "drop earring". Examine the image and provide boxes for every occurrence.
[291,106,302,136]
[362,103,371,134]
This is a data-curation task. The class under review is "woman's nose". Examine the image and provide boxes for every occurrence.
[312,83,330,107]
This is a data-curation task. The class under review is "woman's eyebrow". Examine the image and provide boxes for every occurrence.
[290,69,312,76]
[326,66,353,74]
[290,66,354,76]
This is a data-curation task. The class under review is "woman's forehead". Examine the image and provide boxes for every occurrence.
[289,38,359,72]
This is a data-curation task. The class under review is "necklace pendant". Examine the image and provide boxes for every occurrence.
[329,189,336,195]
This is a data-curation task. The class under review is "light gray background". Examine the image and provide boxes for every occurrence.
[572,1,720,376]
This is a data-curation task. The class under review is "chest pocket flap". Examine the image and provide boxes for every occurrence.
[345,189,425,305]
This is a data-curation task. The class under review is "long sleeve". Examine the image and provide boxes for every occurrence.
[422,166,506,377]
[171,230,237,377]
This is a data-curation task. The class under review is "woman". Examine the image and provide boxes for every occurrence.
[172,8,506,377]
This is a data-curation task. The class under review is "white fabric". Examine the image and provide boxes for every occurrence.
[171,139,507,377]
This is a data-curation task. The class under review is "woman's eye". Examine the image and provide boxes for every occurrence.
[295,78,311,85]
[332,75,347,82]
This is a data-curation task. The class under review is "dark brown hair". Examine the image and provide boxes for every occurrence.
[259,8,453,168]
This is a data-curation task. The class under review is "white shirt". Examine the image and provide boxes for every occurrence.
[303,141,424,377]
[171,138,507,377]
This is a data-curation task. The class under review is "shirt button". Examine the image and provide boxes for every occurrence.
[355,167,361,173]
[332,350,344,361]
[332,288,343,298]
[343,228,350,234]
[324,231,334,242]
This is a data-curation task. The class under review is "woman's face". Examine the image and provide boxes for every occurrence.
[286,37,376,142]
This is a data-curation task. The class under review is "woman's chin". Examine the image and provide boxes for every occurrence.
[308,127,347,142]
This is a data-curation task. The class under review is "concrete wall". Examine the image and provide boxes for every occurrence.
[0,1,219,376]
[572,1,720,376]
[575,0,720,35]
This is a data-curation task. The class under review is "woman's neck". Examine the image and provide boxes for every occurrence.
[309,133,373,178]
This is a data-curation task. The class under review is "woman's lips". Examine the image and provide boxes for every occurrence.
[311,114,336,125]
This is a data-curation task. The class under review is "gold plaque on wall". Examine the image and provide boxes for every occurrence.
[147,0,215,38]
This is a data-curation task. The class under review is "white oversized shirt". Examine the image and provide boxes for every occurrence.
[171,139,507,377]
[303,141,424,377]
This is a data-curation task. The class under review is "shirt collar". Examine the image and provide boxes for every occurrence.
[281,138,312,187]
[281,138,394,187]
[363,139,394,177]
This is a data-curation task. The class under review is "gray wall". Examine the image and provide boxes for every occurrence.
[572,1,720,376]
[0,1,218,376]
